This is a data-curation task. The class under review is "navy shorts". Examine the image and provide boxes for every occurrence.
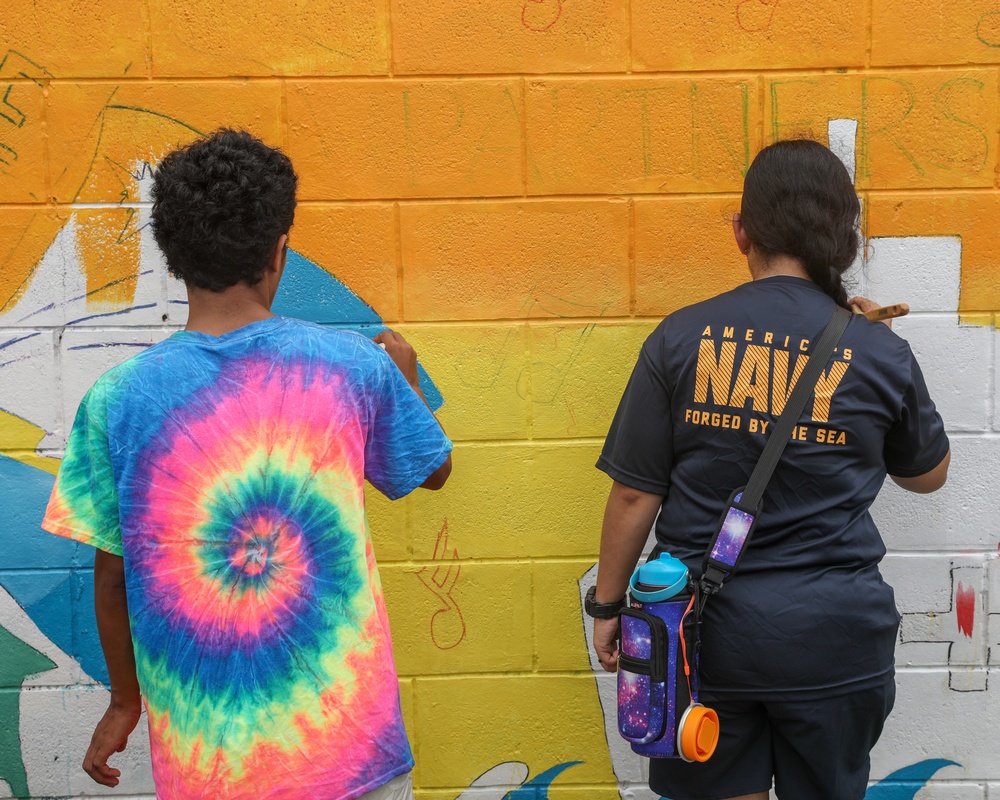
[649,679,896,800]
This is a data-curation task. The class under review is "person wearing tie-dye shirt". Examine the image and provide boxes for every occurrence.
[42,129,452,800]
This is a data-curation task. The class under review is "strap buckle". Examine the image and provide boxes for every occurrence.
[698,565,727,597]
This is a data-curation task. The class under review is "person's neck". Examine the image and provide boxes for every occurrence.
[184,283,275,337]
[748,250,811,282]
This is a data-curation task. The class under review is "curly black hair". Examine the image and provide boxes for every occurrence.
[150,129,298,292]
[740,139,860,309]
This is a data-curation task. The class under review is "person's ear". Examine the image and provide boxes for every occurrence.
[263,234,288,307]
[732,212,751,256]
[267,233,288,282]
[270,233,289,274]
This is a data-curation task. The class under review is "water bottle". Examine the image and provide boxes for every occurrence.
[617,553,719,762]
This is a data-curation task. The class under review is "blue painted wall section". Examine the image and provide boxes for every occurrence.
[656,759,962,800]
[505,762,583,799]
[273,250,444,410]
[0,455,104,685]
[865,759,962,800]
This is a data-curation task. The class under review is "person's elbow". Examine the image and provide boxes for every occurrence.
[890,449,950,494]
[609,480,664,509]
[420,453,452,491]
[94,549,127,593]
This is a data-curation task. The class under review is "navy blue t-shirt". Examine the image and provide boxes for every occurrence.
[598,276,949,699]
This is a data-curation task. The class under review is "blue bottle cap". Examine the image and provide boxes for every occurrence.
[629,553,689,603]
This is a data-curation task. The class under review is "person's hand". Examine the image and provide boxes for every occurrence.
[373,330,421,391]
[848,295,892,329]
[593,616,621,672]
[82,695,142,787]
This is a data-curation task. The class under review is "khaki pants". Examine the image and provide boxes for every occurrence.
[358,772,414,800]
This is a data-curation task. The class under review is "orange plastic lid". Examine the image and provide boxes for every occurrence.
[679,705,720,762]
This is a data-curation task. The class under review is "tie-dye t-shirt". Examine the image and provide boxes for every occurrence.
[42,317,453,800]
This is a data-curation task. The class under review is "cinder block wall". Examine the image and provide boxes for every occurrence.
[1,1,997,798]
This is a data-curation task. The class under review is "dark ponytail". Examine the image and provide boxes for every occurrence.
[740,139,860,308]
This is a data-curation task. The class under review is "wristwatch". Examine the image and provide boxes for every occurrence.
[585,585,626,619]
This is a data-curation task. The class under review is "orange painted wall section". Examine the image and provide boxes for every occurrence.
[1,0,999,798]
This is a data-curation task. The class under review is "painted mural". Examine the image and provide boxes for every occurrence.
[2,0,999,797]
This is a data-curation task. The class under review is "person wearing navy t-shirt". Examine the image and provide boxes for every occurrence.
[590,139,950,800]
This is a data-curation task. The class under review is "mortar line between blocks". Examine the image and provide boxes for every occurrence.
[988,315,997,430]
[141,0,154,79]
[519,77,529,196]
[5,555,602,570]
[384,0,394,77]
[7,186,1000,211]
[8,312,999,331]
[33,64,1000,82]
[26,434,606,452]
[884,550,1000,558]
[865,0,873,69]
[530,557,539,673]
[626,0,633,74]
[995,70,1000,190]
[408,669,611,681]
[524,320,536,440]
[627,198,637,315]
[406,676,420,786]
[757,73,766,148]
[894,665,1000,674]
[53,326,65,451]
[394,202,405,322]
[41,82,52,203]
[279,80,289,152]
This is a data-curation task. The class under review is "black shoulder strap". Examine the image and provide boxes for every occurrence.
[699,306,852,597]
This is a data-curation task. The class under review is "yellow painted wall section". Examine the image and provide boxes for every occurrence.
[1,0,998,798]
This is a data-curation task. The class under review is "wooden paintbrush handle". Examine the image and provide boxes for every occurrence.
[850,303,910,322]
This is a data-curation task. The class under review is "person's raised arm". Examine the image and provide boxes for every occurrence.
[850,296,951,497]
[372,329,452,491]
[84,549,142,787]
[890,448,950,494]
[593,481,665,673]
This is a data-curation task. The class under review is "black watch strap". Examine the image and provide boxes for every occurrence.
[585,585,626,619]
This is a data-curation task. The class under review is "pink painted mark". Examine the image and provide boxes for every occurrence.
[416,520,467,650]
[522,0,564,32]
[955,582,975,639]
[736,0,780,32]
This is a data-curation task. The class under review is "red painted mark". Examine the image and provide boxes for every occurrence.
[955,582,975,639]
[416,520,467,650]
[736,0,780,32]
[522,0,564,32]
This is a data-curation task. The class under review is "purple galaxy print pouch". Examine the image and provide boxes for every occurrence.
[617,610,667,746]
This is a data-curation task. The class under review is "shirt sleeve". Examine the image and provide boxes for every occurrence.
[41,380,124,556]
[365,354,453,501]
[883,343,950,478]
[596,334,674,494]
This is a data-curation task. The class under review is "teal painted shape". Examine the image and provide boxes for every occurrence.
[0,456,106,685]
[0,570,69,609]
[505,762,583,799]
[0,626,56,798]
[273,250,382,325]
[656,758,961,800]
[273,250,444,410]
[0,454,86,569]
[865,759,961,800]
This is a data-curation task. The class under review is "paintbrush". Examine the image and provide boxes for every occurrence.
[851,303,910,322]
